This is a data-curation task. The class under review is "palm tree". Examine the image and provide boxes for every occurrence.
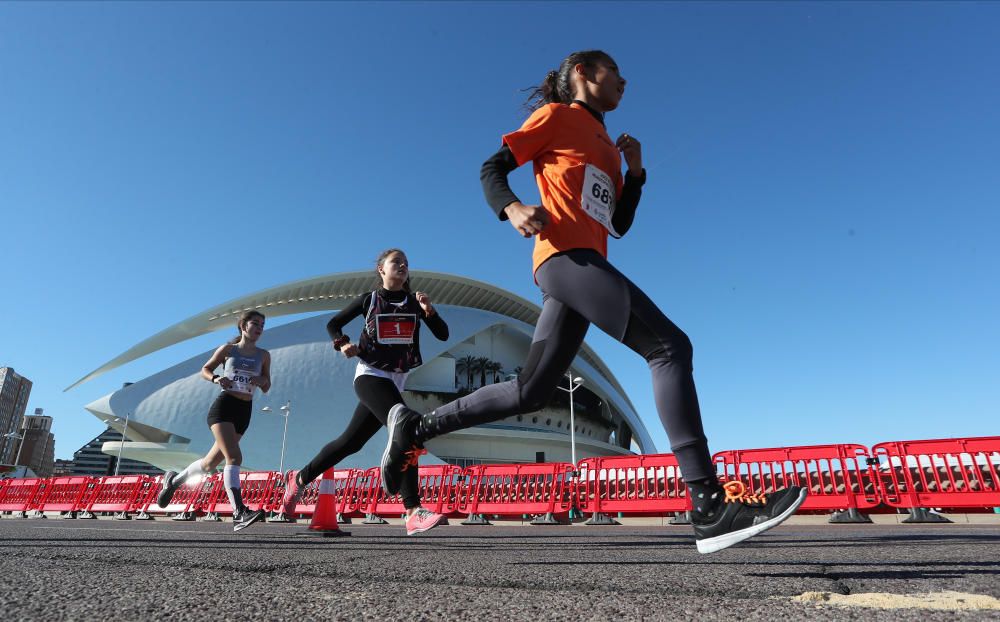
[455,355,477,389]
[487,361,504,383]
[474,356,491,388]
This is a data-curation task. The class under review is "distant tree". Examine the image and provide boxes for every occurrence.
[474,356,491,388]
[456,355,477,389]
[487,361,504,383]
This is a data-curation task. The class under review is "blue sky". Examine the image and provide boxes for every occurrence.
[1,2,997,460]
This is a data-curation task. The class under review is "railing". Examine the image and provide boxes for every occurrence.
[2,436,997,521]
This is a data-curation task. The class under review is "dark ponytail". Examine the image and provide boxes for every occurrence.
[524,50,613,111]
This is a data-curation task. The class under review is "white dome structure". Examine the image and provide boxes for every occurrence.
[70,271,656,472]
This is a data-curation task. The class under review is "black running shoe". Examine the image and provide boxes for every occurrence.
[233,507,265,532]
[693,482,807,554]
[380,404,424,496]
[156,471,178,509]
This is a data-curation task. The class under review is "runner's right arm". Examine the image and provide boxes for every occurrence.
[481,143,645,237]
[480,144,521,220]
[325,294,369,342]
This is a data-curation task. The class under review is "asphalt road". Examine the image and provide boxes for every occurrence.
[1,517,999,620]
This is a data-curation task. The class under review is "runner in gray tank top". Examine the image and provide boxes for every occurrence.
[156,310,272,532]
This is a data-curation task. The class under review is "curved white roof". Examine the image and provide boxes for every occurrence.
[67,270,637,411]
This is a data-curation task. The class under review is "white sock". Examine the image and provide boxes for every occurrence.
[175,459,208,485]
[224,465,244,511]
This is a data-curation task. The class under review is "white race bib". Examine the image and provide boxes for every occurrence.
[580,163,620,238]
[375,313,417,345]
[226,367,255,395]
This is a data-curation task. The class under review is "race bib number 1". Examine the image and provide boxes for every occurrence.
[376,314,416,344]
[581,163,621,238]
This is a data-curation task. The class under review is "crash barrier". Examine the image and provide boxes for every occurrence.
[713,444,881,513]
[458,462,576,521]
[360,465,464,518]
[280,469,362,518]
[80,475,149,516]
[576,454,690,519]
[36,476,95,515]
[0,478,45,513]
[3,436,999,520]
[873,436,1000,510]
[138,473,217,518]
[205,471,278,517]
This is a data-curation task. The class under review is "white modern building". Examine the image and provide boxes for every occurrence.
[68,271,655,472]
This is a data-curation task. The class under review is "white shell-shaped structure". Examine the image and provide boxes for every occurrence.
[73,271,655,471]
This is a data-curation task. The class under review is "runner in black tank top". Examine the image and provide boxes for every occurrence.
[281,249,451,536]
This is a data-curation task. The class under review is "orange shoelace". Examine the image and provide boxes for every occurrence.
[722,480,768,505]
[400,447,426,472]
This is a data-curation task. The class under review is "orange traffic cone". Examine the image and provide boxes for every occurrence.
[308,468,349,537]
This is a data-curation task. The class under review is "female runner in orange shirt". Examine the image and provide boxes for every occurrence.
[381,50,808,553]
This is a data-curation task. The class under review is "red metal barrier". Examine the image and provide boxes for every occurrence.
[577,454,690,516]
[82,475,152,515]
[713,444,880,512]
[872,436,1000,509]
[278,468,361,518]
[458,463,575,519]
[362,465,464,517]
[36,476,94,514]
[140,474,215,517]
[206,471,276,515]
[0,478,45,513]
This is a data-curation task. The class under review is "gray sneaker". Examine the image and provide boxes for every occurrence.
[156,471,179,508]
[381,405,424,496]
[233,508,265,532]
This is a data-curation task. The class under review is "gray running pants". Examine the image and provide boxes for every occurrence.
[424,249,714,481]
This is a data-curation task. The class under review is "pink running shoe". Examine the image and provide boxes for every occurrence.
[280,470,303,516]
[406,508,445,536]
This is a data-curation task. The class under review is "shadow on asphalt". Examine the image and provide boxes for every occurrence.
[512,560,1000,571]
[748,567,1000,580]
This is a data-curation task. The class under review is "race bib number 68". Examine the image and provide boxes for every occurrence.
[581,163,621,238]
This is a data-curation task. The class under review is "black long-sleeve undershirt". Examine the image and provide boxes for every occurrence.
[326,289,449,343]
[479,144,646,237]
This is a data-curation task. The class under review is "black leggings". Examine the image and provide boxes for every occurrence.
[423,249,714,482]
[298,374,421,509]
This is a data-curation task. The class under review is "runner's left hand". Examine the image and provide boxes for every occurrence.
[416,291,435,316]
[616,133,643,175]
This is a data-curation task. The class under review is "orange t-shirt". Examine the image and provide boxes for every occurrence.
[502,102,624,275]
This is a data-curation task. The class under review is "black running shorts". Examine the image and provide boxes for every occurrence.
[206,392,252,435]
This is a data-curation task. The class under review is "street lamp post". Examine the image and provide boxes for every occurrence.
[262,401,292,523]
[557,373,584,521]
[112,413,131,476]
[4,432,25,477]
[556,373,584,466]
[261,401,291,475]
[2,432,13,466]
